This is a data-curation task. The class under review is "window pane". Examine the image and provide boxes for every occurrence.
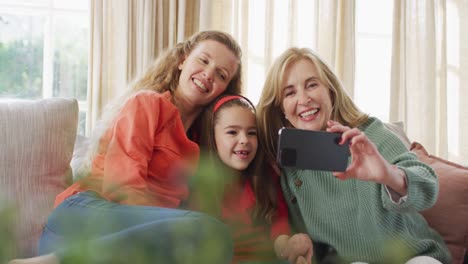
[0,0,48,7]
[296,0,316,49]
[355,0,393,121]
[1,2,89,136]
[0,13,44,99]
[271,0,289,57]
[248,0,266,58]
[246,60,265,105]
[78,111,86,136]
[356,0,393,35]
[52,13,88,100]
[53,0,88,11]
[355,37,392,121]
[446,0,461,163]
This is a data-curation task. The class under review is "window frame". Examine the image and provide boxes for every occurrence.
[0,1,89,135]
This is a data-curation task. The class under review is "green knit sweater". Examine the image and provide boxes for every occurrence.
[280,117,451,264]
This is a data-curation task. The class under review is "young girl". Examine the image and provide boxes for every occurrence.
[191,94,313,264]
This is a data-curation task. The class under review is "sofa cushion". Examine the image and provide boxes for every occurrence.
[0,98,78,258]
[384,121,411,149]
[411,142,468,264]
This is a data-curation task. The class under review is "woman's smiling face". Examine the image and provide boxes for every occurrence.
[281,59,333,131]
[177,40,239,109]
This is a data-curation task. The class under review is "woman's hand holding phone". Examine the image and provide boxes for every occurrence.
[326,120,408,195]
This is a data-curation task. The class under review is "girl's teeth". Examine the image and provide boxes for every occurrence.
[194,79,207,91]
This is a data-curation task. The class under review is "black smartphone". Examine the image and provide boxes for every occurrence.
[277,127,349,172]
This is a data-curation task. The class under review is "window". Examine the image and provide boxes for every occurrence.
[242,0,394,114]
[243,0,317,105]
[0,0,89,135]
[355,0,393,122]
[446,0,461,162]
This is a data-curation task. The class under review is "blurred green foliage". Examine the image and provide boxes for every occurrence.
[0,196,17,263]
[0,152,417,263]
[188,152,236,217]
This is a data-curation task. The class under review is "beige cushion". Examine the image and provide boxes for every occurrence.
[384,121,411,149]
[411,142,468,264]
[0,98,78,258]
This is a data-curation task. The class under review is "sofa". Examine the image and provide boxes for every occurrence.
[0,97,467,263]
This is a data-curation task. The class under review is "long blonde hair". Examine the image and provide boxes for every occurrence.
[78,31,243,177]
[256,47,368,164]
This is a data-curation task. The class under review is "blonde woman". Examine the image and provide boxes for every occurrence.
[256,47,450,264]
[10,30,243,264]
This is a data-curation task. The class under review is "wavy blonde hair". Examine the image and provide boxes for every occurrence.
[256,47,368,164]
[78,31,243,177]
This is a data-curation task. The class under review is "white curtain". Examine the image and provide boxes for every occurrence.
[200,0,355,102]
[390,0,468,164]
[87,0,467,164]
[86,0,198,134]
[316,0,356,98]
[87,0,355,125]
[87,0,355,129]
[461,0,468,164]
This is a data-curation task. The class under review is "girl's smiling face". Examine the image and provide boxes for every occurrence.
[281,59,333,131]
[214,106,258,171]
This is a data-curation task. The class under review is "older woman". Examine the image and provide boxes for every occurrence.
[256,47,450,264]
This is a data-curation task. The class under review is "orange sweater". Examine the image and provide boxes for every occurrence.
[55,90,199,208]
[221,172,290,263]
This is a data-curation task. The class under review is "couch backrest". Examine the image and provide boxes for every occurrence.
[0,98,78,259]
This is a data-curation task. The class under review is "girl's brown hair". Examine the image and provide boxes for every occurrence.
[198,94,278,223]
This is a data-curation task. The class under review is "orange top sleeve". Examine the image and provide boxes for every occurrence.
[54,90,199,208]
[220,170,290,263]
[269,169,290,239]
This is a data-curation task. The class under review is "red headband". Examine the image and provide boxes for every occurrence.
[213,95,244,112]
